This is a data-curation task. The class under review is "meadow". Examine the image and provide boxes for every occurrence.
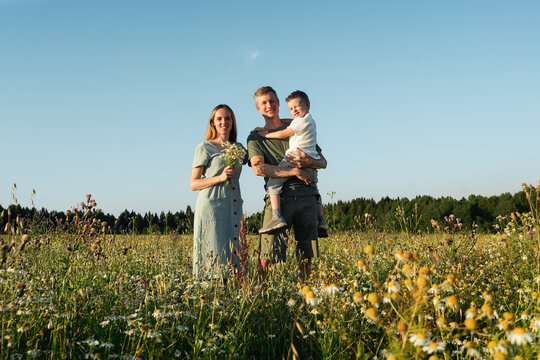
[1,187,539,359]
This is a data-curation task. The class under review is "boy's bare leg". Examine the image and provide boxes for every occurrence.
[259,194,287,234]
[270,193,280,212]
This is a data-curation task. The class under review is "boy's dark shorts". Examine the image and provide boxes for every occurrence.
[259,195,319,262]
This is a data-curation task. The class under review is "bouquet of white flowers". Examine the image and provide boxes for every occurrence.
[219,141,246,186]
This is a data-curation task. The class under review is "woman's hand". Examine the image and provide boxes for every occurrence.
[191,165,236,191]
[219,166,234,183]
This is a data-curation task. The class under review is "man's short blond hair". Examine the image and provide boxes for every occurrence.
[253,86,279,105]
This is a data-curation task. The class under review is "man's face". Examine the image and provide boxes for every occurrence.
[256,93,279,118]
[287,98,309,118]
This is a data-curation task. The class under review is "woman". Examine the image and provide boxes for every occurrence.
[190,104,246,278]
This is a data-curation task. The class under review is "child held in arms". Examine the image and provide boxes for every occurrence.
[256,90,327,236]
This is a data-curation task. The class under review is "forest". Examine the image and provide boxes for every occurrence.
[0,190,529,235]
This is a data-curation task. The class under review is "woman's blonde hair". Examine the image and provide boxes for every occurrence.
[204,104,237,143]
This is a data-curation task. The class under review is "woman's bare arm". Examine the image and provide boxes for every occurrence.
[190,166,233,191]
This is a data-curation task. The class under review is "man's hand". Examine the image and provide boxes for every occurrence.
[253,163,265,176]
[296,168,314,185]
[287,148,327,169]
[287,148,311,168]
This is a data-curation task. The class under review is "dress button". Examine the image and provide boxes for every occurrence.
[234,212,237,215]
[235,224,238,228]
[233,199,236,202]
[232,187,236,190]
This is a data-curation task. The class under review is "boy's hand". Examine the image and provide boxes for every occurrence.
[250,126,267,135]
[256,129,269,137]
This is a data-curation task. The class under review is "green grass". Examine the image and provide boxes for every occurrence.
[1,214,539,359]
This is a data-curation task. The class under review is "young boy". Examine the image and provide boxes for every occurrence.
[256,90,327,236]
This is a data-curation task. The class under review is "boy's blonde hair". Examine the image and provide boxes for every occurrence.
[285,90,310,105]
[253,86,279,105]
[204,104,237,143]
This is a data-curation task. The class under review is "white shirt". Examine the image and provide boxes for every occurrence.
[286,113,320,159]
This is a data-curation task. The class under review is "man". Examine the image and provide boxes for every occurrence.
[247,86,327,281]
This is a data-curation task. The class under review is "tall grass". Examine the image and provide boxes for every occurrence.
[0,192,539,359]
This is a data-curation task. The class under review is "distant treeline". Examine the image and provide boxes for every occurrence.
[0,191,531,235]
[0,206,195,235]
[245,191,530,234]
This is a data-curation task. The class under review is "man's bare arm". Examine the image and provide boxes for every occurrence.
[250,155,314,184]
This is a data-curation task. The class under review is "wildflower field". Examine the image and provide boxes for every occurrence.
[1,187,540,359]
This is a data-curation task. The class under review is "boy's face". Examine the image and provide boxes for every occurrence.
[256,93,279,119]
[287,98,309,118]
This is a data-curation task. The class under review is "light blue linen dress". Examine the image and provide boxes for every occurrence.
[192,141,245,277]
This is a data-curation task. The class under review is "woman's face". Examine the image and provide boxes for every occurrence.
[213,108,233,140]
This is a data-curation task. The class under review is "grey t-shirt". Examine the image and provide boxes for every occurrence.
[247,124,320,197]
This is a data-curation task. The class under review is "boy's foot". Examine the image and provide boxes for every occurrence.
[318,217,329,238]
[259,216,287,234]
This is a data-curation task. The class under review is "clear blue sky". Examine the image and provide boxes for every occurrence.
[2,0,539,216]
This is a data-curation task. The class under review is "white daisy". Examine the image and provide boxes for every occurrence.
[387,280,400,293]
[507,328,533,345]
[460,341,481,358]
[324,284,339,297]
[465,308,477,319]
[530,316,540,332]
[422,341,445,354]
[408,332,429,347]
[305,291,319,306]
